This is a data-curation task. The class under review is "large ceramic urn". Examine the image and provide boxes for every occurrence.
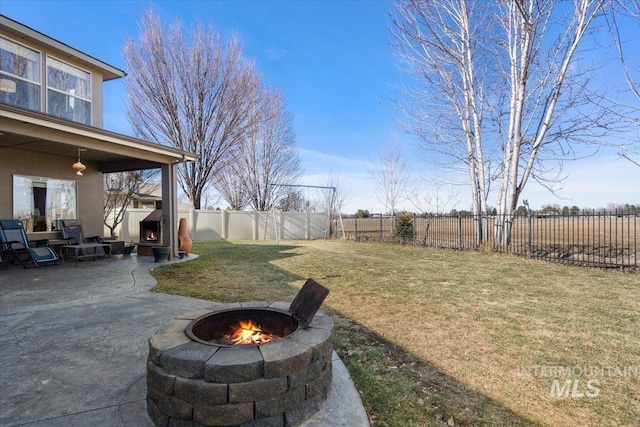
[178,218,193,256]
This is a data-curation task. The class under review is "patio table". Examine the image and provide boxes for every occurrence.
[61,243,112,266]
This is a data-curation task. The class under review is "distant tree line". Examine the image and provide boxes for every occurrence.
[351,203,640,217]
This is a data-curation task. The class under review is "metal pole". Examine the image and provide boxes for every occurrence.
[524,200,532,257]
[458,213,462,251]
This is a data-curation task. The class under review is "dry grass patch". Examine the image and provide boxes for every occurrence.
[151,240,639,427]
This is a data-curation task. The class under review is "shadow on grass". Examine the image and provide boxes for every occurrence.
[152,241,539,427]
[328,310,539,427]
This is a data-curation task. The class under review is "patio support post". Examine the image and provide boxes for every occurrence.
[161,162,179,260]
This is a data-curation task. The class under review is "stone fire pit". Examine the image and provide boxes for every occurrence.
[147,301,334,427]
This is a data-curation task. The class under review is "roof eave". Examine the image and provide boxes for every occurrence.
[0,14,126,80]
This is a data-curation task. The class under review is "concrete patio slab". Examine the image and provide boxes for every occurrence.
[0,254,369,427]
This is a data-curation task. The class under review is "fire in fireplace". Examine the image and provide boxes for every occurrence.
[147,279,333,427]
[139,201,162,245]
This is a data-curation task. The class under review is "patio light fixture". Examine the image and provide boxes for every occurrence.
[73,148,87,176]
[0,78,16,93]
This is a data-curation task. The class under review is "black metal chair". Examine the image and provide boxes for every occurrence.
[0,219,60,268]
[60,219,111,265]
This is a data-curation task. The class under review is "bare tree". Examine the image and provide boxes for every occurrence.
[391,0,624,244]
[391,0,491,239]
[417,182,460,215]
[606,0,640,166]
[276,189,308,212]
[213,159,249,210]
[123,9,260,209]
[368,140,412,215]
[608,0,640,100]
[321,171,351,215]
[227,86,302,211]
[103,170,158,238]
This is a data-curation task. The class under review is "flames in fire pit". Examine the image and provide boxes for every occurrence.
[221,319,281,345]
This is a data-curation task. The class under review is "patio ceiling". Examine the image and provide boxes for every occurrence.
[0,103,197,173]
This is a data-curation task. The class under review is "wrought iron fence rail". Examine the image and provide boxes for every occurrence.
[335,210,639,270]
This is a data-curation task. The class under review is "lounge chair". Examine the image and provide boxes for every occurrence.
[0,219,60,268]
[61,219,112,266]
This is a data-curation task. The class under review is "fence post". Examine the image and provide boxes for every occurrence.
[527,208,533,258]
[354,216,358,241]
[380,215,383,242]
[189,208,197,241]
[253,211,259,240]
[221,209,229,240]
[458,213,463,251]
[413,213,416,247]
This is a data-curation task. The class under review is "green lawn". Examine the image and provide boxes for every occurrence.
[151,240,639,427]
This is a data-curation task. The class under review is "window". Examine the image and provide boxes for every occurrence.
[47,56,91,124]
[13,175,77,233]
[0,36,41,111]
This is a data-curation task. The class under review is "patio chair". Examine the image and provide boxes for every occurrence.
[61,219,112,265]
[0,219,60,268]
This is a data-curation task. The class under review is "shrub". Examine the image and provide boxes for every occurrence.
[393,212,414,243]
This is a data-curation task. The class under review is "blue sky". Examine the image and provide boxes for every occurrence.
[2,0,638,212]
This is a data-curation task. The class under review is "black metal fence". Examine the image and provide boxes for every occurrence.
[334,210,639,269]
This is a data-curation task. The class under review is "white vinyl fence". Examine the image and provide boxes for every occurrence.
[110,209,331,242]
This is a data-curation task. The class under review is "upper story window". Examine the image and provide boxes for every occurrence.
[0,36,93,125]
[0,36,41,111]
[47,56,92,125]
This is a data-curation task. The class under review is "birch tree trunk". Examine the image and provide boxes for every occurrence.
[390,0,490,241]
[494,0,609,245]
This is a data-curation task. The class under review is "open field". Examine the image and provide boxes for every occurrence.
[151,240,640,427]
[339,214,639,268]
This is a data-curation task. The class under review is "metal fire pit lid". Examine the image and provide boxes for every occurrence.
[289,278,329,329]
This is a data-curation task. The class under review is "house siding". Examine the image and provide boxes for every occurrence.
[0,147,104,239]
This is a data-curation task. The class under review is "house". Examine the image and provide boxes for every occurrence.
[0,15,197,259]
[130,183,192,211]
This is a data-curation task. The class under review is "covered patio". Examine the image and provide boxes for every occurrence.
[1,104,197,260]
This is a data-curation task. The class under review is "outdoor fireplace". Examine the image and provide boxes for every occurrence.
[139,201,163,244]
[138,201,163,256]
[147,279,333,427]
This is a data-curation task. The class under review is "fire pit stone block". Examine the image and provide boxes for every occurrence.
[288,358,326,390]
[204,346,264,383]
[286,391,328,427]
[158,341,218,379]
[306,314,334,330]
[305,366,332,400]
[154,318,192,334]
[260,339,314,378]
[147,391,193,420]
[146,396,169,426]
[146,362,176,396]
[174,377,227,405]
[229,377,288,403]
[148,332,191,365]
[194,402,254,426]
[292,326,333,362]
[255,385,305,418]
